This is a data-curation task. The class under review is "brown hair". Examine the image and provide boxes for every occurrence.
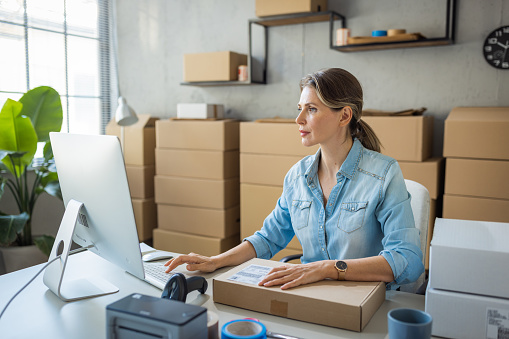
[299,68,382,153]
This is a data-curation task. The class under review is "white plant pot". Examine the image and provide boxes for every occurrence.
[0,245,48,275]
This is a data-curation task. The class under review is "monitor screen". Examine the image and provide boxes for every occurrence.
[43,132,145,301]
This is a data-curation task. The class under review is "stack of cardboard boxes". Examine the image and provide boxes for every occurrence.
[426,218,509,338]
[240,120,319,261]
[106,115,159,242]
[153,119,241,256]
[362,114,442,270]
[443,107,509,223]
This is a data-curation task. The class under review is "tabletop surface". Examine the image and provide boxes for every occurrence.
[0,250,428,339]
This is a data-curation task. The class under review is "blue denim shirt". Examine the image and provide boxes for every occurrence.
[245,139,424,288]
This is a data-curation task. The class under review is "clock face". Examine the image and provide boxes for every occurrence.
[483,26,509,70]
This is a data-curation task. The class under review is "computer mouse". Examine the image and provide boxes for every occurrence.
[142,251,174,262]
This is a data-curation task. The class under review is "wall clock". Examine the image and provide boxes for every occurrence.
[483,26,509,70]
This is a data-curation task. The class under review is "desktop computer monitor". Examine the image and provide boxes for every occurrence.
[43,132,145,301]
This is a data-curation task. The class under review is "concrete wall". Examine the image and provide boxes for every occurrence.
[116,0,509,157]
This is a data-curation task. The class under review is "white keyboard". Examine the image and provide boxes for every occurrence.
[143,261,173,289]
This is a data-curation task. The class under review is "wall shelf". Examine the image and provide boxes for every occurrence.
[333,0,456,52]
[180,80,264,87]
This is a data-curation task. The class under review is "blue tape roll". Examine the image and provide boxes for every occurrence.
[221,319,267,339]
[372,30,387,37]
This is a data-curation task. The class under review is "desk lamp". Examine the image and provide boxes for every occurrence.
[115,96,138,152]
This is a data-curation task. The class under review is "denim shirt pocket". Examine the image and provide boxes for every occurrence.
[337,201,368,233]
[291,200,312,230]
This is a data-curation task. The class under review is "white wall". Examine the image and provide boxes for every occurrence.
[116,0,509,157]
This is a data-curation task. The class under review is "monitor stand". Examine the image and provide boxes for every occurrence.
[43,199,119,302]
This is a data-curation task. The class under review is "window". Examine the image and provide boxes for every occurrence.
[0,0,116,135]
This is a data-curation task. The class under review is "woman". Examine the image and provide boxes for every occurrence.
[164,68,424,290]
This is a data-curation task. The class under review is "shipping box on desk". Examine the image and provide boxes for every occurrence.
[443,107,509,160]
[183,51,247,82]
[255,0,327,17]
[213,258,386,332]
[240,121,319,156]
[156,119,239,151]
[428,218,509,299]
[361,116,433,161]
[106,115,158,166]
[156,148,239,180]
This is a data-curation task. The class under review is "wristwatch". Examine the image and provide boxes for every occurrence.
[334,260,348,281]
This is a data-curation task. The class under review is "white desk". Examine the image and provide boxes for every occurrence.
[0,250,427,339]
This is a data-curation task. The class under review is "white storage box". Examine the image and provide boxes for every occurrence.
[429,218,509,299]
[425,287,509,339]
[177,103,224,119]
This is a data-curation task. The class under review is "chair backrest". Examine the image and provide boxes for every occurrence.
[399,179,431,293]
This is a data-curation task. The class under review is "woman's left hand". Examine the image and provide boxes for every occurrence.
[258,261,332,290]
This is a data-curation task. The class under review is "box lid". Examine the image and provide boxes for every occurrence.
[445,107,509,122]
[106,114,157,134]
[431,218,509,253]
[213,258,385,331]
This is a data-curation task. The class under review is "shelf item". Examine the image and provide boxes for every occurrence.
[255,0,327,18]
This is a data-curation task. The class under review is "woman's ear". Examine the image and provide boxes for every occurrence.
[339,106,353,127]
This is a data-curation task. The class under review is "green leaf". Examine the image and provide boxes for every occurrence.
[43,181,62,200]
[19,86,63,143]
[0,99,37,176]
[43,141,53,161]
[0,212,29,246]
[33,234,54,257]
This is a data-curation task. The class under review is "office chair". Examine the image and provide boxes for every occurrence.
[280,179,431,294]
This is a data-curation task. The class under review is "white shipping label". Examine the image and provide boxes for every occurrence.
[486,308,509,339]
[227,264,272,285]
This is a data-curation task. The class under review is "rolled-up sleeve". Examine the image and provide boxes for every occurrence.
[244,186,295,260]
[376,162,424,288]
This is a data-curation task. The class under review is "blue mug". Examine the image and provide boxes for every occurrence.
[388,308,432,339]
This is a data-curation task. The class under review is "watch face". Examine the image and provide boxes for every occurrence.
[483,26,509,70]
[335,261,347,270]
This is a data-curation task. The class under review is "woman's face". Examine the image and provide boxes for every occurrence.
[296,86,349,148]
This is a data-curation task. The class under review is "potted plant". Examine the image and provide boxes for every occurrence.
[0,86,63,273]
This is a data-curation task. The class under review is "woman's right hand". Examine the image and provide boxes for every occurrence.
[163,253,219,273]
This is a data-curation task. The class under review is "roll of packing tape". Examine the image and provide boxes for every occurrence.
[387,29,406,36]
[221,319,267,339]
[372,30,387,37]
[207,311,219,339]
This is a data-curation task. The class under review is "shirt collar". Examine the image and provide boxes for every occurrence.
[304,139,363,183]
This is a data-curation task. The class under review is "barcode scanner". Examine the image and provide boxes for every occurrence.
[161,273,208,303]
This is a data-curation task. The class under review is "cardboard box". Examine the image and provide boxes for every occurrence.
[240,153,302,186]
[399,158,444,199]
[156,119,239,151]
[426,287,509,339]
[126,165,155,199]
[106,115,158,166]
[429,218,509,299]
[445,158,509,200]
[241,184,302,251]
[154,175,239,209]
[255,0,327,17]
[157,204,239,238]
[443,107,509,160]
[153,229,239,257]
[156,148,239,180]
[132,198,157,242]
[424,199,437,270]
[176,103,224,119]
[183,51,247,82]
[361,116,433,161]
[442,194,509,223]
[213,258,386,331]
[240,121,319,156]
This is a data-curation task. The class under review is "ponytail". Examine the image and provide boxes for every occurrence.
[350,118,382,153]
